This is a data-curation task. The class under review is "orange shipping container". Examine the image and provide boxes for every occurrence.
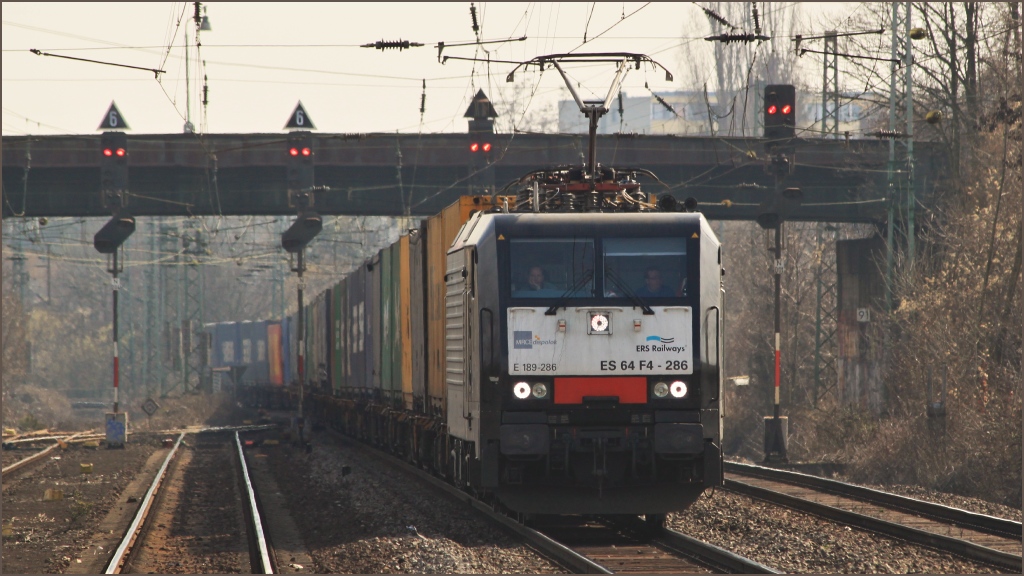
[399,235,413,411]
[425,196,508,418]
[267,323,283,385]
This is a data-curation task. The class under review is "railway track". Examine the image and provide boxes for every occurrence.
[2,431,91,482]
[103,431,275,574]
[724,461,1023,572]
[331,429,778,574]
[534,514,782,574]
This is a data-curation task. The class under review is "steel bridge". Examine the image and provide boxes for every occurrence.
[2,133,945,222]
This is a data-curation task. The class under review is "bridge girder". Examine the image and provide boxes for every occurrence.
[2,133,945,222]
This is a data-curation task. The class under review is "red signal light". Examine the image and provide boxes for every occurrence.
[767,105,778,115]
[482,142,492,152]
[301,147,311,156]
[469,142,480,152]
[781,104,792,115]
[289,147,299,156]
[115,148,126,157]
[103,148,114,157]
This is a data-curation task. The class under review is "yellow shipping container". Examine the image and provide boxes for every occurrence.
[424,196,511,418]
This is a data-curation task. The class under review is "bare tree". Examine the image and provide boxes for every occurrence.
[2,289,30,407]
[682,2,803,136]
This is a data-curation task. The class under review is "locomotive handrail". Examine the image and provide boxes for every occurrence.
[704,305,721,403]
[480,307,496,377]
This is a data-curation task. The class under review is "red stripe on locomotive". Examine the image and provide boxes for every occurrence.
[553,377,647,404]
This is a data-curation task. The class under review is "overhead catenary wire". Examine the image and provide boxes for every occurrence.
[5,3,922,218]
[28,49,165,76]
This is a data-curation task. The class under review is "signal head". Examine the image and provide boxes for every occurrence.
[281,212,323,253]
[115,148,126,157]
[103,148,114,157]
[301,147,311,157]
[289,147,299,156]
[94,215,137,253]
[763,84,796,144]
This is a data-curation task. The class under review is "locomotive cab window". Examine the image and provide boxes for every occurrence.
[603,238,687,298]
[510,238,595,298]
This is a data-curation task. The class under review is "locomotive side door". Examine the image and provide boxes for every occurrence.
[445,246,480,448]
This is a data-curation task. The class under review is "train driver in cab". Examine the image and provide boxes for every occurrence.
[635,266,677,297]
[526,265,555,291]
[514,265,559,297]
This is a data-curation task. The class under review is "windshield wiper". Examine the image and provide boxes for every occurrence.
[545,269,594,315]
[605,268,654,315]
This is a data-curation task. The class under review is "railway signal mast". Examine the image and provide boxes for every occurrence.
[760,85,802,463]
[94,102,135,447]
[281,102,322,442]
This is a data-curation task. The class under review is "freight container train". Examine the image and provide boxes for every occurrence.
[204,169,725,525]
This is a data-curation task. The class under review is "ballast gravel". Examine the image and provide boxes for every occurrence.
[262,430,565,574]
[263,427,1017,574]
[669,490,1014,574]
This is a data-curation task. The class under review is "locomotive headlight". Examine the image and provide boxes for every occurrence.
[589,312,610,334]
[513,382,531,399]
[653,382,670,398]
[531,382,548,399]
[670,380,688,398]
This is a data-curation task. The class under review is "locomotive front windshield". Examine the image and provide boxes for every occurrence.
[510,238,595,298]
[603,237,687,298]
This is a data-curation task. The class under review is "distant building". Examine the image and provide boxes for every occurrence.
[558,89,882,138]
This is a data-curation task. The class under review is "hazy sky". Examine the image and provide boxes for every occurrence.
[3,2,860,136]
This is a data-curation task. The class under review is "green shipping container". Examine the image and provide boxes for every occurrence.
[381,242,404,407]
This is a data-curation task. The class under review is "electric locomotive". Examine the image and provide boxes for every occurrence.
[443,168,725,521]
[218,52,725,525]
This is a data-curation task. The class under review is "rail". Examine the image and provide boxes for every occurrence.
[725,468,1022,572]
[725,461,1022,539]
[2,432,88,479]
[658,526,781,574]
[330,428,779,574]
[236,431,275,574]
[104,433,185,574]
[328,430,609,573]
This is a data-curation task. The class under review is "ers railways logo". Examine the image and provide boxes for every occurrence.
[514,331,556,349]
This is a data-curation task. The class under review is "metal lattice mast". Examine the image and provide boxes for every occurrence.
[181,222,205,394]
[159,223,180,396]
[886,1,916,311]
[820,31,840,138]
[813,223,839,405]
[272,219,286,320]
[9,224,28,310]
[812,27,842,400]
[143,219,160,400]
